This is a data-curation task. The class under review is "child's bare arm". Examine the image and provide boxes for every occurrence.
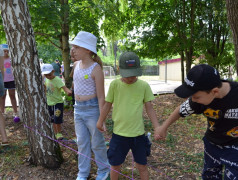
[145,101,160,140]
[62,86,72,96]
[97,102,112,132]
[156,106,181,140]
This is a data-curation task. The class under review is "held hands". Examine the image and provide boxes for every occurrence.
[153,125,167,140]
[96,121,107,132]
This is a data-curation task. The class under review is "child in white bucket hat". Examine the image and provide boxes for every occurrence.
[70,31,110,180]
[41,64,72,140]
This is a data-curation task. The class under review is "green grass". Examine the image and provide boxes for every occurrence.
[0,144,26,174]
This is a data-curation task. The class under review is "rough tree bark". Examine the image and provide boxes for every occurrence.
[226,0,238,76]
[60,0,71,88]
[0,0,63,168]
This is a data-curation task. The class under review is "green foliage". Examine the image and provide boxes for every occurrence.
[196,0,234,71]
[98,50,158,67]
[27,0,102,44]
[140,58,158,66]
[0,0,235,78]
[98,50,117,66]
[37,42,62,63]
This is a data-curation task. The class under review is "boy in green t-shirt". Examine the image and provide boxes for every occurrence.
[97,52,160,180]
[41,64,72,140]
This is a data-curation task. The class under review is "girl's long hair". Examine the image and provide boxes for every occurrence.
[91,52,103,69]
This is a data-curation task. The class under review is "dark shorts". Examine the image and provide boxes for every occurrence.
[4,81,15,89]
[202,137,238,179]
[107,133,151,166]
[48,103,64,124]
[0,73,4,97]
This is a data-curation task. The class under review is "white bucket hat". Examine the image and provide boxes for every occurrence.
[41,64,54,74]
[70,31,97,54]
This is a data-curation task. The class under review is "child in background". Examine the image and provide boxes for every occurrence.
[0,44,19,121]
[41,64,72,140]
[0,46,8,147]
[97,52,160,180]
[70,31,110,180]
[51,59,61,78]
[157,64,238,179]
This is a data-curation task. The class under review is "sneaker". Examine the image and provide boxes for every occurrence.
[56,133,63,140]
[96,171,109,180]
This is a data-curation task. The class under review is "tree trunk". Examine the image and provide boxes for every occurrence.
[180,51,185,83]
[226,0,238,76]
[0,0,63,168]
[60,0,71,88]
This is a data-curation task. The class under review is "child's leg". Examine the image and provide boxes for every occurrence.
[57,124,62,133]
[53,103,63,135]
[107,134,131,179]
[202,137,223,179]
[0,111,7,142]
[8,89,18,114]
[53,123,58,134]
[53,123,62,134]
[131,135,151,179]
[0,92,6,113]
[74,105,91,178]
[85,103,109,175]
[110,165,121,180]
[220,144,238,179]
[136,163,149,180]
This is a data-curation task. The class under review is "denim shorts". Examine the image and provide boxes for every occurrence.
[0,72,4,97]
[48,103,64,124]
[107,133,151,166]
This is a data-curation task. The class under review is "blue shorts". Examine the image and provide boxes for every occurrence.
[48,103,64,124]
[107,133,151,166]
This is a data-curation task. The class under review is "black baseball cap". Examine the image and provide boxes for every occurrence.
[119,52,142,78]
[174,64,222,98]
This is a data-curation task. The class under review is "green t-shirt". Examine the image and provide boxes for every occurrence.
[45,76,65,106]
[106,79,155,137]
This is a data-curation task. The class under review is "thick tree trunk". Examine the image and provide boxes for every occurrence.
[60,0,71,88]
[0,0,63,168]
[226,0,238,76]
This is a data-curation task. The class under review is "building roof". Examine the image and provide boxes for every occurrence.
[158,58,181,65]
